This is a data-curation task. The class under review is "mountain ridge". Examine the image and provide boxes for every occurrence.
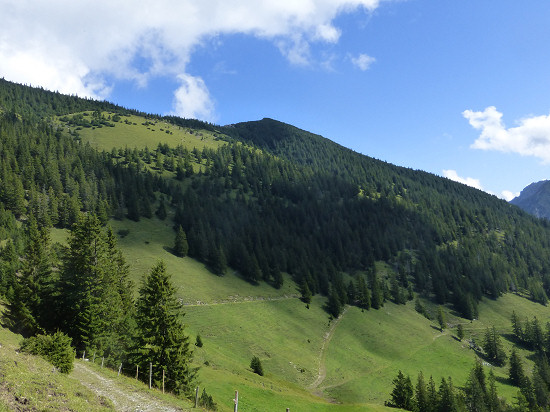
[511,179,550,219]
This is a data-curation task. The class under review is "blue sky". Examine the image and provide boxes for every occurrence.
[2,1,550,200]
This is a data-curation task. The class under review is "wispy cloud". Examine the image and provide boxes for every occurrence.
[351,53,376,71]
[464,106,550,163]
[501,190,520,202]
[442,169,518,201]
[442,169,483,190]
[0,0,382,121]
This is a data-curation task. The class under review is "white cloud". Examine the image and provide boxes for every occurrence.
[442,169,483,190]
[464,106,550,163]
[0,0,382,120]
[443,169,520,202]
[170,74,215,121]
[351,53,376,71]
[501,190,520,202]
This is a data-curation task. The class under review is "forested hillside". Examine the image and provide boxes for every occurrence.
[4,78,550,410]
[1,79,550,326]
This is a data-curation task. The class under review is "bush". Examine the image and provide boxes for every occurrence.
[199,388,217,411]
[20,331,74,373]
[195,334,203,347]
[250,356,263,376]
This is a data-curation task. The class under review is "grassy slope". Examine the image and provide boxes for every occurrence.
[59,112,226,152]
[49,215,550,411]
[0,323,114,411]
[44,121,550,411]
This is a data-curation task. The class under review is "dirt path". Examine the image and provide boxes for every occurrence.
[71,362,185,412]
[182,294,300,307]
[308,306,348,392]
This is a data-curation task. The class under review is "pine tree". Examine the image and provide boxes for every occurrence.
[300,280,312,305]
[356,275,371,310]
[464,362,488,412]
[414,371,429,412]
[427,375,438,411]
[511,311,523,342]
[208,246,227,276]
[486,370,503,412]
[155,197,167,220]
[58,214,133,358]
[173,225,189,257]
[483,326,507,366]
[132,261,196,395]
[388,370,413,410]
[456,324,464,341]
[327,288,342,318]
[369,269,383,310]
[509,348,525,387]
[7,215,53,335]
[436,306,446,331]
[250,356,264,376]
[437,377,458,412]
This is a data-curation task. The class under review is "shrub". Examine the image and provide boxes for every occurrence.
[195,334,203,348]
[20,331,74,373]
[199,388,217,411]
[250,356,263,376]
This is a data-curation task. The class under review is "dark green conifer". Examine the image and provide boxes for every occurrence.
[250,356,264,376]
[132,261,196,395]
[174,225,189,257]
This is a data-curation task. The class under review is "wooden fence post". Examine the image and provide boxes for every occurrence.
[136,365,139,380]
[118,363,122,376]
[92,352,96,363]
[82,351,85,360]
[101,357,104,368]
[195,386,199,408]
[162,369,165,394]
[149,362,152,389]
[234,390,238,412]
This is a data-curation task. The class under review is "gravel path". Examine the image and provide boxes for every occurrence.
[72,362,186,412]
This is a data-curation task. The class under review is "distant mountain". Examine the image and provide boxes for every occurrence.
[511,180,550,219]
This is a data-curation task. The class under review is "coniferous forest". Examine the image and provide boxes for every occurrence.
[2,78,550,408]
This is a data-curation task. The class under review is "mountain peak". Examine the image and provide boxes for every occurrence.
[511,180,550,219]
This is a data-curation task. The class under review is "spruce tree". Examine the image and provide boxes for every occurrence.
[132,261,196,395]
[509,348,525,386]
[250,356,264,376]
[58,214,133,358]
[456,324,464,341]
[300,280,312,305]
[174,225,189,257]
[388,370,413,410]
[8,215,53,335]
[436,306,446,331]
[369,269,383,310]
[327,289,342,318]
[414,371,429,412]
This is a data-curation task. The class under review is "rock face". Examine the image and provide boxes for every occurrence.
[511,180,550,219]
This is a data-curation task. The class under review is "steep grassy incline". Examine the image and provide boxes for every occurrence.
[52,217,550,411]
[0,324,114,411]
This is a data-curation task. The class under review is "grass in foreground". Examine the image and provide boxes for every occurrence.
[0,325,114,411]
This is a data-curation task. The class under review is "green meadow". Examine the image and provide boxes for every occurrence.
[58,112,226,152]
[47,218,550,410]
[42,120,550,411]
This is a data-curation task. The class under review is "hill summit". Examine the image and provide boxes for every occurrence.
[511,180,550,219]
